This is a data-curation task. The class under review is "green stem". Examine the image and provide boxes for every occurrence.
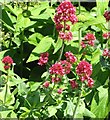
[4,70,9,105]
[78,28,82,53]
[20,31,24,78]
[73,84,82,119]
[58,21,66,61]
[78,0,81,14]
[58,43,64,61]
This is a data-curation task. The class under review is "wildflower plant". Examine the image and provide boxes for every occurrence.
[0,0,110,119]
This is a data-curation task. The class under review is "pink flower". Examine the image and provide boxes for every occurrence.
[76,60,92,77]
[104,10,110,21]
[51,77,61,83]
[49,63,64,76]
[69,14,78,24]
[70,80,78,89]
[4,65,10,70]
[59,32,73,41]
[103,48,110,58]
[79,76,89,82]
[81,41,86,48]
[87,77,94,88]
[54,0,76,24]
[84,33,96,41]
[88,40,95,46]
[81,33,96,48]
[60,60,71,74]
[65,32,73,41]
[102,32,110,39]
[66,24,70,30]
[65,51,77,64]
[59,32,66,40]
[43,81,50,88]
[2,56,13,65]
[57,88,63,94]
[38,52,49,66]
[54,0,78,41]
[56,24,64,32]
[2,56,13,70]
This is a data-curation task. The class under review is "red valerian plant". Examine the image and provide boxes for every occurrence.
[76,60,94,87]
[54,0,78,41]
[2,56,13,70]
[49,59,72,83]
[81,33,96,48]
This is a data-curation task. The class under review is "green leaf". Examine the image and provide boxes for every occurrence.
[26,52,39,63]
[96,0,109,16]
[15,13,30,32]
[91,48,101,64]
[27,36,53,62]
[48,106,57,117]
[84,108,96,118]
[84,16,106,28]
[74,99,85,118]
[10,111,17,118]
[29,82,41,92]
[18,82,29,95]
[0,110,11,118]
[91,86,109,118]
[64,100,75,116]
[27,91,40,107]
[35,36,53,53]
[53,38,62,54]
[20,107,30,113]
[30,2,49,18]
[2,9,14,28]
[0,85,15,106]
[8,75,26,86]
[28,33,43,46]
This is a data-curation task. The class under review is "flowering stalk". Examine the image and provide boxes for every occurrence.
[72,1,82,118]
[2,56,13,105]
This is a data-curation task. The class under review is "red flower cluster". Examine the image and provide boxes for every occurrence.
[103,48,110,58]
[70,80,78,89]
[104,10,110,21]
[102,32,110,39]
[43,81,50,88]
[54,0,78,41]
[65,51,77,64]
[2,56,13,70]
[49,63,65,76]
[76,60,94,88]
[81,33,96,48]
[38,52,49,66]
[49,60,72,83]
[49,51,77,83]
[59,31,73,41]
